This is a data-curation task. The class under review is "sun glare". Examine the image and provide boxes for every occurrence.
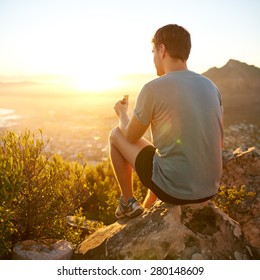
[69,72,123,93]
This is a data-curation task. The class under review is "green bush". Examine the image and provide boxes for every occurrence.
[0,130,91,258]
[0,130,146,259]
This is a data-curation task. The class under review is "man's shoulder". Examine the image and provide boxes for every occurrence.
[180,70,219,91]
[145,75,165,88]
[144,73,176,91]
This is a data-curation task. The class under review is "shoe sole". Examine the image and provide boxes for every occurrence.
[115,206,143,220]
[125,207,143,218]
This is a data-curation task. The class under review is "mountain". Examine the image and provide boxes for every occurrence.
[203,59,260,125]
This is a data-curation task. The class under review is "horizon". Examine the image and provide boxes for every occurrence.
[0,58,258,95]
[0,0,260,94]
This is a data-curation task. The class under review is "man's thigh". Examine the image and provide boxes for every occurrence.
[110,127,152,168]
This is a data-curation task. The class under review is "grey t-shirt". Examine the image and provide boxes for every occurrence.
[134,70,223,200]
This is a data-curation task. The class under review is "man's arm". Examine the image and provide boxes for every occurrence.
[114,100,149,143]
[125,115,149,143]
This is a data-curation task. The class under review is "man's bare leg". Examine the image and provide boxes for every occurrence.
[109,127,155,204]
[109,143,134,203]
[143,190,157,208]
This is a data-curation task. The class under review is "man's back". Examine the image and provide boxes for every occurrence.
[134,70,223,200]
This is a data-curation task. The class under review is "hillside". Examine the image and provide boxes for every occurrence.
[203,59,260,125]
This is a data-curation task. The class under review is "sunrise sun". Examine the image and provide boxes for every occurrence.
[69,71,123,93]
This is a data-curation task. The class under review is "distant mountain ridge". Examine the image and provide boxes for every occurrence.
[203,59,260,81]
[0,81,40,87]
[203,59,260,125]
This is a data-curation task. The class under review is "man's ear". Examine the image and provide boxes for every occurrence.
[159,44,166,58]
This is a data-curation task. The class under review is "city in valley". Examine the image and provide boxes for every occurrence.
[0,88,140,163]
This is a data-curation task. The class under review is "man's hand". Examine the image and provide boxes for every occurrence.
[114,98,128,117]
[113,95,148,142]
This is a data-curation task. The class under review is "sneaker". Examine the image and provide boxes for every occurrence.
[115,197,144,219]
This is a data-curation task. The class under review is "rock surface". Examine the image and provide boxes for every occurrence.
[13,239,73,260]
[74,201,252,260]
[220,147,260,257]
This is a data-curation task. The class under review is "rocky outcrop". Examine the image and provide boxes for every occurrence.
[74,147,259,260]
[220,146,260,257]
[74,201,252,260]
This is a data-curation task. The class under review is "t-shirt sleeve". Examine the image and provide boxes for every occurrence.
[216,87,224,115]
[133,84,154,126]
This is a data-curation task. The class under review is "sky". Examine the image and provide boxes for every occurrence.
[0,0,259,92]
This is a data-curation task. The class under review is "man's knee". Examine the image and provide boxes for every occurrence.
[109,127,121,145]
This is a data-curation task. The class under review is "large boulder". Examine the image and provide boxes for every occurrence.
[220,147,260,257]
[74,201,253,260]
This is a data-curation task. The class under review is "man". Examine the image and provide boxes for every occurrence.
[109,24,223,220]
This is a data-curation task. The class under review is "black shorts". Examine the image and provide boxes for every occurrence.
[135,145,213,205]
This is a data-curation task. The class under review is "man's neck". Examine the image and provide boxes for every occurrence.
[164,58,188,74]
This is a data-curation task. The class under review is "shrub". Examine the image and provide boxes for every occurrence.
[0,129,146,259]
[0,130,91,258]
[213,185,256,216]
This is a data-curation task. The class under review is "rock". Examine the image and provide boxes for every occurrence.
[13,239,73,260]
[222,147,260,187]
[74,201,252,260]
[221,147,260,257]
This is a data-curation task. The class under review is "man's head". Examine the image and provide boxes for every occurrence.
[152,24,191,76]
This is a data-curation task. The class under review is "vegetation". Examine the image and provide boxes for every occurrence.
[213,185,256,216]
[0,130,146,259]
[0,130,255,259]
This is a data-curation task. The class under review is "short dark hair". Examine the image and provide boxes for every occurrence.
[152,24,191,61]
